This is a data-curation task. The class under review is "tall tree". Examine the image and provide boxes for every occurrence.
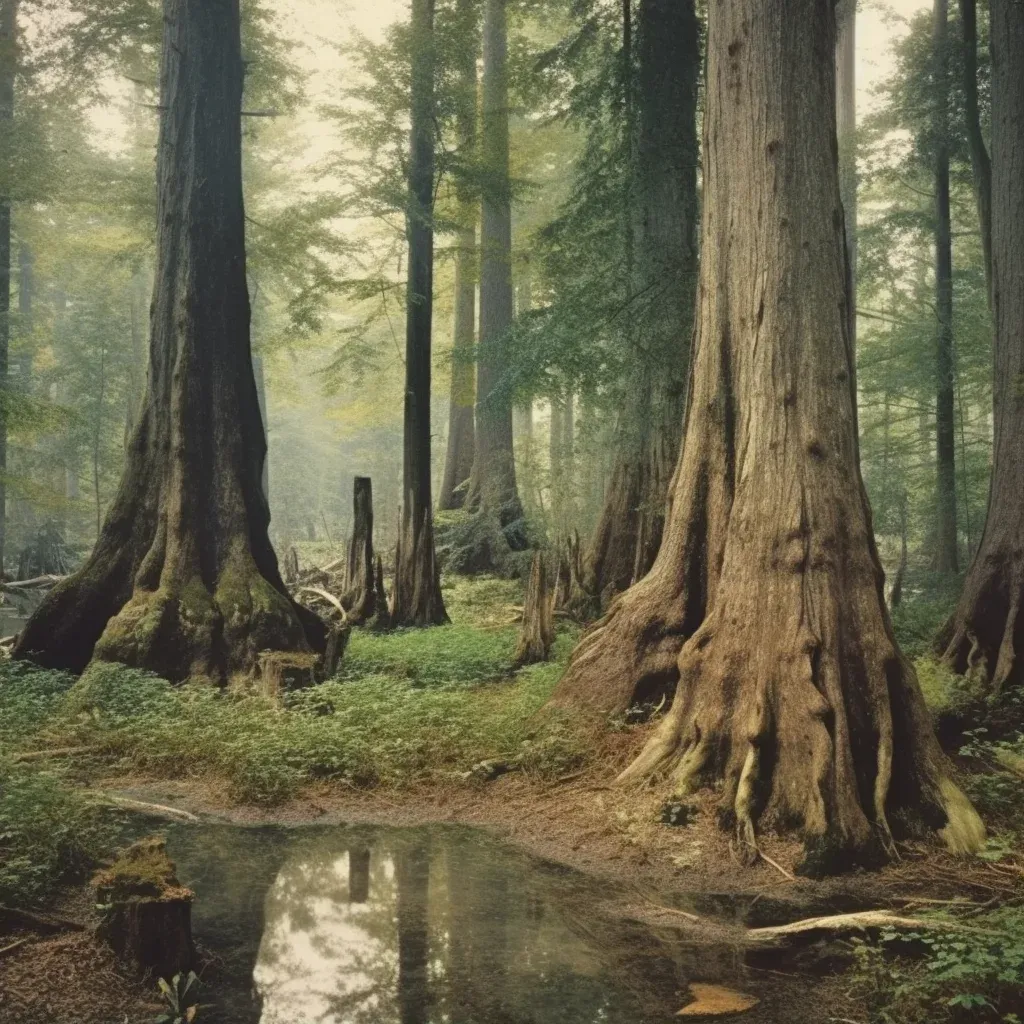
[438,0,478,513]
[14,0,323,678]
[576,0,700,606]
[551,0,982,872]
[392,0,448,626]
[933,0,959,573]
[836,0,857,349]
[465,0,526,550]
[938,0,1023,693]
[0,0,15,576]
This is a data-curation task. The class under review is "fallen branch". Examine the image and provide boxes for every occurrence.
[748,910,1006,945]
[298,586,348,621]
[631,887,703,924]
[0,938,29,957]
[87,793,200,823]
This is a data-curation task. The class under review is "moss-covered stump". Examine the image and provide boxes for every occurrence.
[94,838,195,980]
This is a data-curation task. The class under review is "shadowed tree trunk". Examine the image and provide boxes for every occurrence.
[959,0,992,305]
[438,0,478,513]
[550,0,983,874]
[934,0,959,574]
[392,0,448,627]
[578,0,700,608]
[836,0,857,350]
[13,0,324,679]
[0,0,15,577]
[342,476,377,624]
[465,0,526,551]
[938,0,1023,693]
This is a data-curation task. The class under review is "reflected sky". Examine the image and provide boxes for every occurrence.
[162,823,814,1024]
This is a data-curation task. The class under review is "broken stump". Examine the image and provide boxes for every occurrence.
[513,551,554,668]
[93,837,195,980]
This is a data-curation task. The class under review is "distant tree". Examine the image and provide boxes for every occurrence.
[938,0,1023,693]
[15,0,323,678]
[552,0,982,872]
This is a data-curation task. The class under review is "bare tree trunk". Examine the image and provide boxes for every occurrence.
[934,0,959,574]
[959,0,993,305]
[0,0,16,578]
[14,0,324,679]
[938,0,1024,694]
[550,0,982,872]
[342,476,377,624]
[513,551,553,667]
[465,0,526,551]
[392,0,448,627]
[578,0,700,607]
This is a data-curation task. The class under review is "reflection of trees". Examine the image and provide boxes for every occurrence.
[396,844,430,1024]
[349,848,371,904]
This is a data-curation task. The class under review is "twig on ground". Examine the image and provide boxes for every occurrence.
[0,938,29,957]
[87,793,200,823]
[629,886,703,923]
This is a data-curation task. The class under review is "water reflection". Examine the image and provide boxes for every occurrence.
[163,824,811,1024]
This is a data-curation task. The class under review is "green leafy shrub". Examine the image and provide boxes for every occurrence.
[0,759,113,906]
[0,660,77,746]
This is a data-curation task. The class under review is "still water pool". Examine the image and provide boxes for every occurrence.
[160,823,817,1024]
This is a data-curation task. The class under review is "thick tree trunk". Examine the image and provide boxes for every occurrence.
[959,0,993,305]
[342,476,376,624]
[465,0,526,550]
[551,0,982,873]
[578,0,700,607]
[14,0,324,680]
[934,0,959,574]
[836,0,857,350]
[0,0,15,578]
[392,0,448,627]
[938,0,1024,694]
[438,225,476,510]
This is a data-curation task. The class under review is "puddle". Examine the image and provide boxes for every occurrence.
[158,822,822,1024]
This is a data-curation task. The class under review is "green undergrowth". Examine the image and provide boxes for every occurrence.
[0,578,584,807]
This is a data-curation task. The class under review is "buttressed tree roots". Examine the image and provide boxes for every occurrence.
[14,0,324,683]
[551,0,983,874]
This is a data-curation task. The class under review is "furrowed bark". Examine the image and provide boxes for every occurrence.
[14,0,324,681]
[836,0,857,351]
[552,0,983,873]
[392,0,448,627]
[938,0,1024,694]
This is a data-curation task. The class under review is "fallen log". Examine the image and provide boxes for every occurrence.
[88,793,201,823]
[747,910,1006,945]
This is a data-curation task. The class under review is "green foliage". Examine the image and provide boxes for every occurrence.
[915,657,981,719]
[0,659,77,745]
[851,907,1024,1024]
[0,759,113,907]
[154,972,200,1024]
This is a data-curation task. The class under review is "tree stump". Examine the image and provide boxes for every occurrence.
[255,650,319,700]
[320,623,351,680]
[94,838,195,980]
[341,477,378,624]
[514,552,554,667]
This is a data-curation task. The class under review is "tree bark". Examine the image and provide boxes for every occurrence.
[392,0,448,627]
[13,0,324,680]
[836,0,857,351]
[550,0,983,873]
[0,0,15,578]
[938,0,1024,694]
[513,551,553,667]
[578,0,700,607]
[934,0,959,574]
[465,0,526,551]
[959,0,993,306]
[342,476,376,624]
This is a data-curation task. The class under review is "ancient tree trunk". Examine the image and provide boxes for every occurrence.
[438,0,478,512]
[392,0,448,627]
[513,551,553,667]
[551,0,982,873]
[938,0,1024,693]
[836,0,857,349]
[934,0,959,574]
[342,476,377,624]
[465,0,526,550]
[579,0,700,606]
[14,0,324,679]
[959,0,993,304]
[0,0,15,577]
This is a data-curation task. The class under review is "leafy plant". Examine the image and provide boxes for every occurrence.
[154,972,200,1024]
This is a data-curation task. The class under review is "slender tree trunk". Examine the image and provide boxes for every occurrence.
[938,0,1024,693]
[551,0,982,872]
[578,0,700,607]
[836,0,857,351]
[15,0,324,679]
[934,0,959,574]
[438,0,478,513]
[959,0,993,305]
[392,0,448,627]
[465,0,526,550]
[0,0,15,578]
[512,271,533,441]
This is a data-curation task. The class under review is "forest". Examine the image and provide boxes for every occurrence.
[0,0,1022,1021]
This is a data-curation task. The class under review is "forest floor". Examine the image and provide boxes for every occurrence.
[1,573,1023,1022]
